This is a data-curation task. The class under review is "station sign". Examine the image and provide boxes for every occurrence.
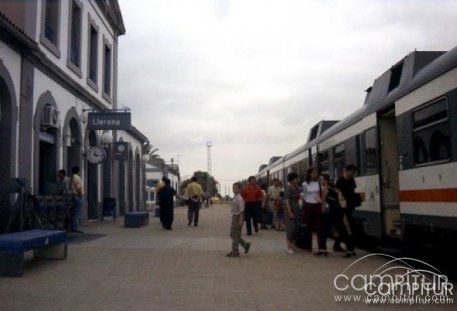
[87,111,131,130]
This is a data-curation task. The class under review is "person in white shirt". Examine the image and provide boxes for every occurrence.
[267,178,282,229]
[227,182,251,257]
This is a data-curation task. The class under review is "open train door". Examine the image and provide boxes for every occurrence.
[378,106,401,238]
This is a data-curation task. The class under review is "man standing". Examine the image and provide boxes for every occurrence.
[267,178,282,230]
[57,169,71,194]
[242,176,264,235]
[186,176,203,226]
[70,166,84,233]
[335,164,359,257]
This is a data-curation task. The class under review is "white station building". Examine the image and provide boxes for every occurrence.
[0,0,158,230]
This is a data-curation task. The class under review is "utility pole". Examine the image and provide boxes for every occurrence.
[207,141,211,196]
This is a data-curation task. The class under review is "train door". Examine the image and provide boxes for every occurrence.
[378,107,401,238]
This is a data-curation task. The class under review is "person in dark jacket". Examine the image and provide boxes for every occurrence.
[335,164,359,257]
[158,177,179,230]
[319,174,355,257]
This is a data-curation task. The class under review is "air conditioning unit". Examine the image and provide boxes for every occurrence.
[41,105,59,128]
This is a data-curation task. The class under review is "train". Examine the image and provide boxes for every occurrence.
[256,46,457,252]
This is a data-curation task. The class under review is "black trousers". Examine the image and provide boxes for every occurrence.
[160,204,174,229]
[187,200,200,225]
[245,202,261,234]
[333,209,355,252]
[303,202,325,250]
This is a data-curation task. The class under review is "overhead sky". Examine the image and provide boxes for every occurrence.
[118,0,457,195]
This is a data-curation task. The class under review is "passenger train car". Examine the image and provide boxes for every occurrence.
[256,47,457,250]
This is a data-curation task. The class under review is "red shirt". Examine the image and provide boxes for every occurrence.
[242,185,263,203]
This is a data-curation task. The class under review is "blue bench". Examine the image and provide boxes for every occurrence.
[0,229,67,277]
[124,211,149,228]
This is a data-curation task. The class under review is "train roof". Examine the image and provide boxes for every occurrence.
[284,120,339,161]
[268,156,282,165]
[257,157,283,176]
[257,120,341,175]
[258,164,268,173]
[256,46,457,176]
[317,47,457,143]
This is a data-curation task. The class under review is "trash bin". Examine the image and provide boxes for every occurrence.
[102,197,116,221]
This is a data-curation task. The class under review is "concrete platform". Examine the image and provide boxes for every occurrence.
[0,204,455,310]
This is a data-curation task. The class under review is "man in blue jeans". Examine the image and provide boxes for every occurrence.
[70,166,84,233]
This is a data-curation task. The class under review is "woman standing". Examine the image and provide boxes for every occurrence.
[284,172,302,254]
[302,167,326,255]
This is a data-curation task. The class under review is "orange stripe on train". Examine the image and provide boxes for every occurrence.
[400,188,457,202]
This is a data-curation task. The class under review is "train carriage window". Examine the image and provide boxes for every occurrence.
[413,98,451,165]
[319,151,329,175]
[429,130,451,161]
[413,137,428,163]
[297,159,307,181]
[356,135,363,175]
[309,125,319,141]
[365,128,378,175]
[413,98,447,129]
[388,62,403,92]
[333,144,345,178]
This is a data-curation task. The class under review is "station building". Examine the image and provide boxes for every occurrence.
[0,0,151,231]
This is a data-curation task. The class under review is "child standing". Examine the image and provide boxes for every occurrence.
[227,182,251,257]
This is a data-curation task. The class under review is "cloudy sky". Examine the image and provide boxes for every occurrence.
[117,0,457,195]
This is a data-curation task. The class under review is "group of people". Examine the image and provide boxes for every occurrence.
[56,166,84,233]
[156,176,203,230]
[286,165,361,257]
[57,164,360,262]
[227,165,361,259]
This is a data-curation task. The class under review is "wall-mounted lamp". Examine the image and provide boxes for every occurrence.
[142,154,150,163]
[79,110,87,123]
[101,131,113,145]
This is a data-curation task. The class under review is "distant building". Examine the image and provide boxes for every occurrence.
[145,159,181,205]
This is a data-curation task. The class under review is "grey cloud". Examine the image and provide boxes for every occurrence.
[118,0,457,181]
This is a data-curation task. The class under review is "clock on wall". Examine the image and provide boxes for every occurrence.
[86,146,106,164]
[113,142,128,160]
[116,143,126,153]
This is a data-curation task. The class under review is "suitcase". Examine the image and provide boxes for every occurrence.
[295,224,311,250]
[261,208,273,226]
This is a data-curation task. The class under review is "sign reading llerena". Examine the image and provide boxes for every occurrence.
[87,112,131,130]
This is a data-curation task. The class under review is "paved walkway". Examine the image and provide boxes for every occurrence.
[0,204,455,311]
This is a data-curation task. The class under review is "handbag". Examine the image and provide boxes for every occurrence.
[353,193,362,207]
[322,202,330,214]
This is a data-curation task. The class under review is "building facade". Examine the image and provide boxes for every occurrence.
[0,0,148,231]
